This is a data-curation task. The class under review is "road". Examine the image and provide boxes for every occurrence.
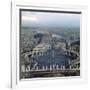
[21,69,80,78]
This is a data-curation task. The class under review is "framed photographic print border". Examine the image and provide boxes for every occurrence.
[11,2,88,88]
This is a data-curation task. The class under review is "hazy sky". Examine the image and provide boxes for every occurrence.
[21,11,80,27]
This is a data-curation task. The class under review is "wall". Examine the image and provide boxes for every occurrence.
[0,0,89,90]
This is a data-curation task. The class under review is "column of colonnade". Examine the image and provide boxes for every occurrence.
[21,64,69,72]
[30,51,44,57]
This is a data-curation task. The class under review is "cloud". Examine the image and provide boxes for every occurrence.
[21,11,80,27]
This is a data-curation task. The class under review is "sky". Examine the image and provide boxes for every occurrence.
[21,11,80,28]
